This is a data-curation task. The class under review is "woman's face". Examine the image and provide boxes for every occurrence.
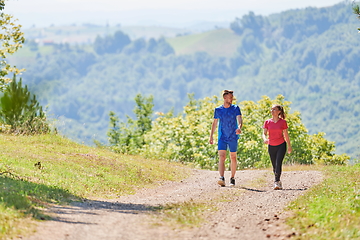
[271,106,280,117]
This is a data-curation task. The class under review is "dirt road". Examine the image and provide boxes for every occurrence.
[20,169,322,240]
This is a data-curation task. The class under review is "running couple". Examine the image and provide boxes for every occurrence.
[209,90,292,190]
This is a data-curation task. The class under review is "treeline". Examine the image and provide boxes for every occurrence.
[15,2,360,158]
[107,93,350,169]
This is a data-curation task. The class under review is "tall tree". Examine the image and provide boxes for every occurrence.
[0,0,25,88]
[107,94,154,153]
[93,30,131,55]
[0,75,50,134]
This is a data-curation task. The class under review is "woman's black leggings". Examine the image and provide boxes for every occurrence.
[268,141,287,182]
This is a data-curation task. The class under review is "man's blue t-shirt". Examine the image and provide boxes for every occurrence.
[214,104,242,142]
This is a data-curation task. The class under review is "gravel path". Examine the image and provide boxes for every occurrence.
[20,169,323,240]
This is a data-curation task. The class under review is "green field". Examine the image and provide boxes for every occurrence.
[167,28,241,57]
[21,24,189,45]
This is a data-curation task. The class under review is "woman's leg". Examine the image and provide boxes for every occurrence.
[274,142,287,181]
[268,145,278,178]
[268,142,287,181]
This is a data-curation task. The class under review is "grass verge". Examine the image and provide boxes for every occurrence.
[0,133,190,239]
[286,164,360,239]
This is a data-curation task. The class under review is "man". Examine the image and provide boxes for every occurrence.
[209,90,242,187]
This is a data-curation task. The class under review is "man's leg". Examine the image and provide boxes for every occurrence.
[230,152,237,178]
[228,140,238,179]
[218,150,227,177]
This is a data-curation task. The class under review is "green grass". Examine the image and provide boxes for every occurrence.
[286,164,360,239]
[0,133,190,239]
[152,199,217,228]
[166,28,242,57]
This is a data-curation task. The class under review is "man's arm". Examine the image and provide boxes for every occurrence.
[236,115,243,134]
[209,118,218,144]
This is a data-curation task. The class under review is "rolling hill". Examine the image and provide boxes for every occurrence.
[6,2,360,160]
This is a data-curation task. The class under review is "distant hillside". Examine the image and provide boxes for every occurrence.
[21,24,193,45]
[167,28,242,58]
[7,2,360,159]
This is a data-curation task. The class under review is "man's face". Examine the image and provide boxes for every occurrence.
[223,94,233,104]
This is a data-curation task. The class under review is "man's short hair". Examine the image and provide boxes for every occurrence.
[223,90,234,97]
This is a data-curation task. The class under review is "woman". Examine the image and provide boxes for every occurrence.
[262,104,292,190]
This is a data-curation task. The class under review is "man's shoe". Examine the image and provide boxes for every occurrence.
[230,177,235,186]
[218,177,225,187]
[274,181,282,190]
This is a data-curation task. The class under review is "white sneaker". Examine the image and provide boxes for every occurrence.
[274,181,282,190]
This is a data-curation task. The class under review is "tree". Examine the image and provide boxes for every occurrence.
[107,94,154,154]
[353,2,360,31]
[230,11,267,40]
[0,1,25,88]
[0,75,50,134]
[93,30,131,55]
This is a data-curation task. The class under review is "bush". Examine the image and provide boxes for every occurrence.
[141,94,349,169]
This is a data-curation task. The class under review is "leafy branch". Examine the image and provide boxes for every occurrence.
[353,1,360,31]
[0,0,26,87]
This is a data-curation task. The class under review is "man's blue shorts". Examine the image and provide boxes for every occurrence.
[218,140,238,152]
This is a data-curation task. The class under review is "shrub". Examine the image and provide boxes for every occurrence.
[141,94,349,169]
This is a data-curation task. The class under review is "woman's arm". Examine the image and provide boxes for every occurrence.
[262,128,269,144]
[283,129,292,153]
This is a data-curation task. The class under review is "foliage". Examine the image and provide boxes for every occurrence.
[142,94,218,168]
[123,37,175,56]
[93,30,131,55]
[141,94,349,170]
[287,164,360,239]
[0,0,25,87]
[0,75,50,134]
[354,1,360,31]
[230,11,268,40]
[108,94,154,154]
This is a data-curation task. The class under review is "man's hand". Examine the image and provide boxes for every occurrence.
[209,136,214,144]
[236,128,241,135]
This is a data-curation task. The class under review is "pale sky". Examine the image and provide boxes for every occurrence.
[5,0,345,28]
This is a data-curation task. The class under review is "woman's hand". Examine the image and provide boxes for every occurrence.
[287,145,292,154]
